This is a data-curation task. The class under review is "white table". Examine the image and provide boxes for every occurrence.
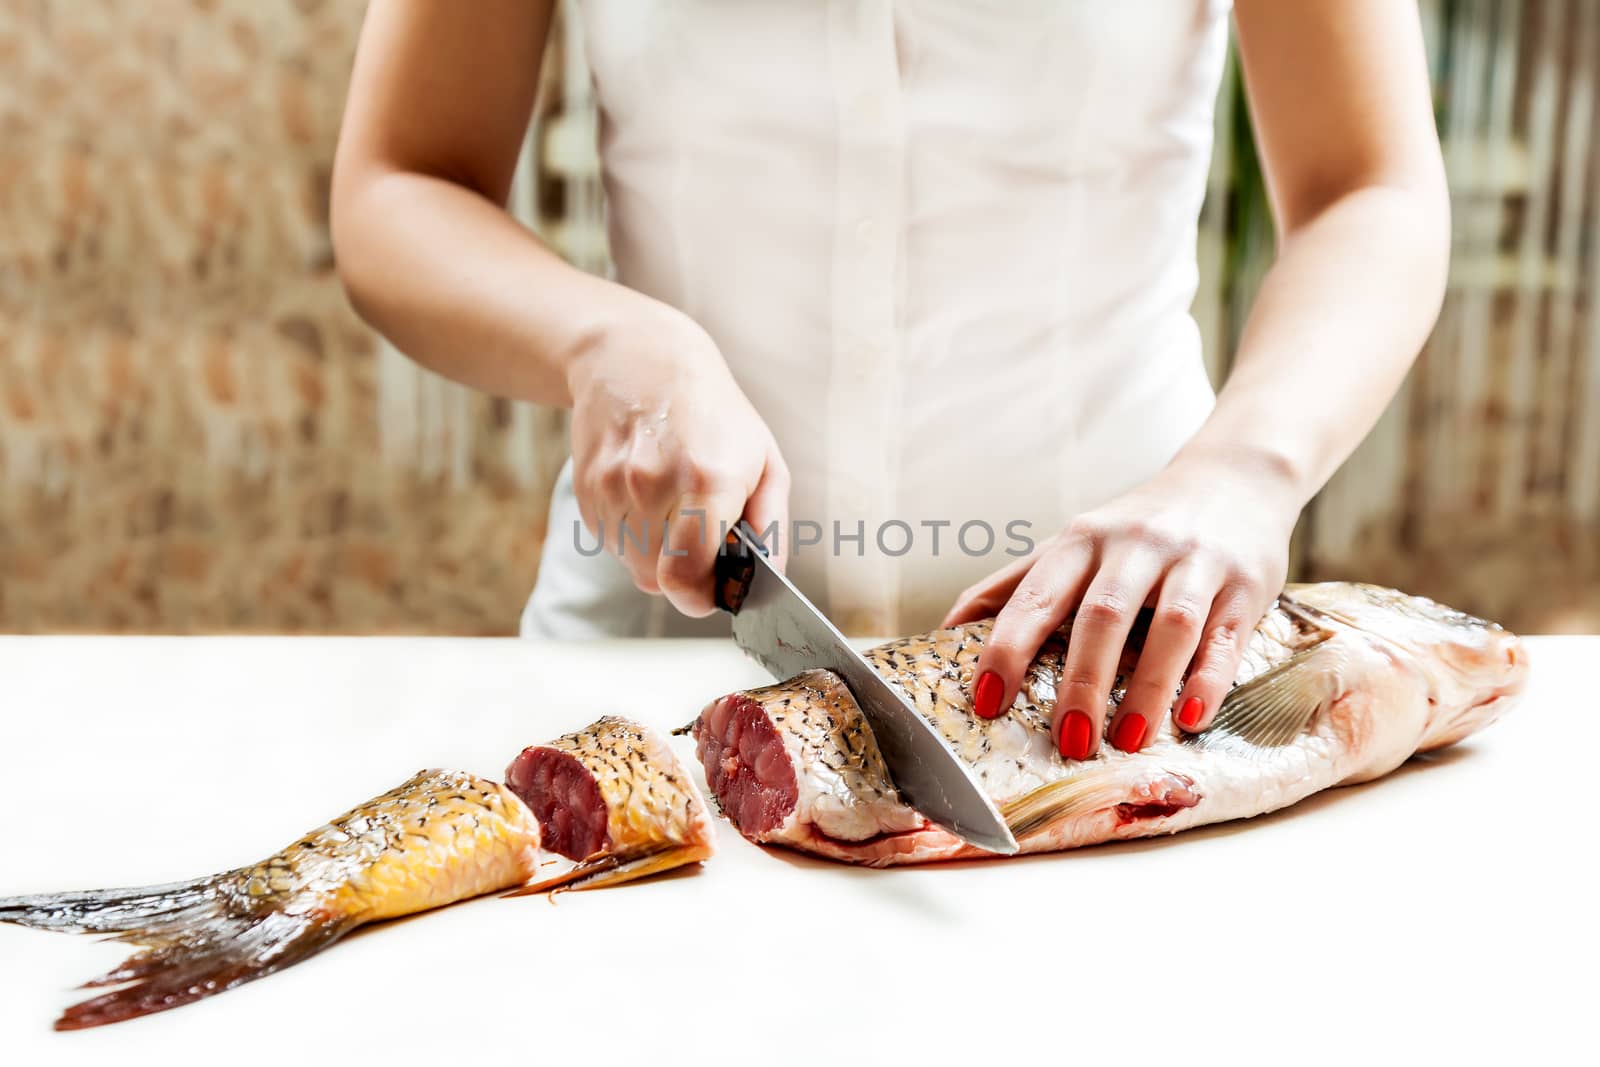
[0,636,1591,1065]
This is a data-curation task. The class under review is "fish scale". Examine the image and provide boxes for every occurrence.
[503,716,716,895]
[0,770,541,1030]
[2,717,717,1030]
[692,583,1531,866]
[533,716,715,880]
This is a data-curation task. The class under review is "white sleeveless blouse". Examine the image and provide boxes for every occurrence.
[524,0,1231,639]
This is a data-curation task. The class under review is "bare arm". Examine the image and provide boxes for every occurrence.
[334,0,601,405]
[333,1,790,613]
[1184,0,1450,502]
[954,0,1448,759]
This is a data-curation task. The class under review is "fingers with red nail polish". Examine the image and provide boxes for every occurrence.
[1058,710,1094,761]
[1110,713,1148,753]
[972,670,1004,719]
[1048,546,1164,763]
[967,534,1095,730]
[1172,587,1259,735]
[1119,557,1220,740]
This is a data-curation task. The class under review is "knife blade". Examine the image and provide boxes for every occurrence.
[713,525,1019,855]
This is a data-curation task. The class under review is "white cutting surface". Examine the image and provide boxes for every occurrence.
[0,635,1591,1064]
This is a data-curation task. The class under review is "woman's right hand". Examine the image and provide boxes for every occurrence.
[566,298,791,618]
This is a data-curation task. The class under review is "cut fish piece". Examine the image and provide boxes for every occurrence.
[691,583,1529,866]
[505,716,716,893]
[0,771,541,1030]
[0,715,715,1029]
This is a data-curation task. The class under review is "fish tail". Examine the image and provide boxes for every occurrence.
[0,875,223,936]
[505,840,713,897]
[59,911,350,1031]
[1,877,352,1031]
[2,770,541,1030]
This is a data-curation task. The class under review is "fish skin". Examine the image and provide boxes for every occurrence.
[0,714,721,1029]
[506,716,716,893]
[0,770,542,1030]
[692,583,1530,866]
[279,770,542,922]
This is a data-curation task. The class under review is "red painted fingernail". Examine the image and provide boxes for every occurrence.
[972,671,1004,719]
[1177,696,1204,730]
[1112,714,1148,753]
[1059,711,1094,761]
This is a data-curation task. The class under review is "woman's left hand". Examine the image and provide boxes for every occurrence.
[943,451,1301,760]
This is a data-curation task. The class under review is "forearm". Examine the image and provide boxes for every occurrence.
[332,169,654,407]
[1174,183,1449,505]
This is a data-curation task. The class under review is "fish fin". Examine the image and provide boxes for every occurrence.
[1001,768,1205,842]
[1195,641,1338,752]
[1277,588,1359,632]
[0,879,353,1031]
[0,875,224,937]
[503,842,710,897]
[1000,777,1134,842]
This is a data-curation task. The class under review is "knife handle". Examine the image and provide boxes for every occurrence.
[713,526,761,615]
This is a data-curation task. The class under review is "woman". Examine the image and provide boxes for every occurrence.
[331,1,1448,760]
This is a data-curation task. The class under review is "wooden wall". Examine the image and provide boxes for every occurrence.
[1294,0,1600,632]
[0,0,555,632]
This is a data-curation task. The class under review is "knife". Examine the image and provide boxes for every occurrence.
[713,525,1019,855]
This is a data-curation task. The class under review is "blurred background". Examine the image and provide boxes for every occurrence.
[1,0,1596,635]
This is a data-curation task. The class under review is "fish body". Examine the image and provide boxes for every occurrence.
[691,583,1530,866]
[0,770,540,1030]
[2,715,715,1029]
[504,716,716,892]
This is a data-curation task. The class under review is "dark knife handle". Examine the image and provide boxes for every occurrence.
[713,526,762,615]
